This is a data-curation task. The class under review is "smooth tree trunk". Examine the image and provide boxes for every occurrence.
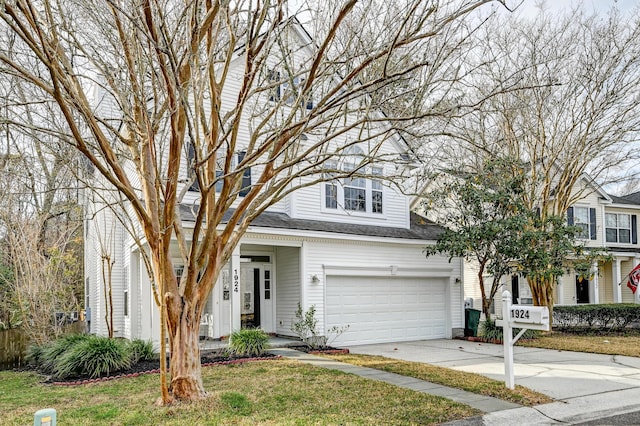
[477,261,492,321]
[168,307,206,399]
[529,276,555,316]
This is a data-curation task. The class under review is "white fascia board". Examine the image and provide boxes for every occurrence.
[607,203,640,210]
[580,173,613,202]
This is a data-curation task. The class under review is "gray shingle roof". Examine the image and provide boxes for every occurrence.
[178,204,443,241]
[621,190,640,205]
[608,190,640,206]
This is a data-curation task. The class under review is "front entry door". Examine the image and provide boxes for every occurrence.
[240,263,274,331]
[576,276,590,304]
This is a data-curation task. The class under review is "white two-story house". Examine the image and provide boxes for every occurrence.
[84,19,465,347]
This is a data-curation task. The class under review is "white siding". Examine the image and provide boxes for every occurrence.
[275,247,301,336]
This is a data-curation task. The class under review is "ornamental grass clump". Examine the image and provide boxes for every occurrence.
[54,335,131,379]
[480,319,539,342]
[128,339,156,363]
[228,328,270,357]
[39,334,90,374]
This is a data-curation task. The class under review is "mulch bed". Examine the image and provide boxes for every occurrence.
[40,344,349,386]
[286,343,349,355]
[45,349,279,386]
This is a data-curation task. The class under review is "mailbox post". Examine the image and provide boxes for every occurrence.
[496,290,549,389]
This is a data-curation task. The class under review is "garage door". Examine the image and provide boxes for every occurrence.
[325,276,447,346]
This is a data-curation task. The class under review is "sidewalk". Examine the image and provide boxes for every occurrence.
[268,347,521,413]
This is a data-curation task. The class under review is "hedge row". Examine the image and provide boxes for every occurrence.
[553,304,640,331]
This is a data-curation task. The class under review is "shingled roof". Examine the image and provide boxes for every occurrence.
[609,191,640,206]
[178,204,443,241]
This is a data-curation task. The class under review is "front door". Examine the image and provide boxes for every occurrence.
[576,276,590,304]
[240,263,274,332]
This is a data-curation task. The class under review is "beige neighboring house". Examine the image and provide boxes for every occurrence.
[463,175,640,316]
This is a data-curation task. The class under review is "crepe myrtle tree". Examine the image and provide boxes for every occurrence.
[0,0,512,402]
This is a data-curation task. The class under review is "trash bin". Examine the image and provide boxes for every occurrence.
[464,308,481,337]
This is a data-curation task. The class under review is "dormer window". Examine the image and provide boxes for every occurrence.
[322,146,384,215]
[268,69,313,109]
[187,146,250,196]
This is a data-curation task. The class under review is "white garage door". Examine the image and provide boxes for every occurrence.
[325,276,447,346]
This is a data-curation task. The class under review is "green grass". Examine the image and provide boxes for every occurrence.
[321,353,552,406]
[1,359,480,425]
[517,331,640,357]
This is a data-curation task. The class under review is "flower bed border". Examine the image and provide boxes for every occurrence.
[52,355,281,386]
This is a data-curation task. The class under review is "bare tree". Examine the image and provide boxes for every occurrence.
[430,6,640,308]
[0,0,508,402]
[0,84,83,342]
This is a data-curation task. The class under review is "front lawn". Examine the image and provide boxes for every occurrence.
[517,331,640,357]
[1,359,479,425]
[320,353,552,406]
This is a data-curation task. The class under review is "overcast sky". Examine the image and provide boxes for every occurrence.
[507,0,639,17]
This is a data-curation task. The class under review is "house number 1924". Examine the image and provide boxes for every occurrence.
[233,269,239,293]
[511,309,530,320]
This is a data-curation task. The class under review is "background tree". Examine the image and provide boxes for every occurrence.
[424,157,530,320]
[0,0,509,403]
[0,99,83,342]
[426,6,640,308]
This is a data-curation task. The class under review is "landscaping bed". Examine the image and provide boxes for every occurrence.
[285,343,349,355]
[44,348,278,386]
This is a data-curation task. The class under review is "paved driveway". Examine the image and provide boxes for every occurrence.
[348,339,640,400]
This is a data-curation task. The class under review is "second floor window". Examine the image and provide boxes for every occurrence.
[323,147,384,215]
[567,206,596,240]
[344,177,366,212]
[371,167,383,214]
[606,213,631,243]
[268,69,313,109]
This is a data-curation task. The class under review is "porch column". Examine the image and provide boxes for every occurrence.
[613,258,622,303]
[591,261,599,304]
[231,246,241,331]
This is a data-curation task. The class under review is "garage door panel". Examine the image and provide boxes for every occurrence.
[326,276,447,346]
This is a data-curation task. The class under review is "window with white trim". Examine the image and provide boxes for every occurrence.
[268,70,313,109]
[344,176,366,212]
[322,146,384,215]
[324,160,338,209]
[606,213,631,243]
[573,206,592,239]
[371,167,383,214]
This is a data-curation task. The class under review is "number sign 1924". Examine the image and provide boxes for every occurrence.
[511,309,530,320]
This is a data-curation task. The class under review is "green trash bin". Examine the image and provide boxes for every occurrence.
[464,308,481,337]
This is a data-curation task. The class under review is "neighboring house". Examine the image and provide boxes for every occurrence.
[83,21,465,347]
[464,175,640,314]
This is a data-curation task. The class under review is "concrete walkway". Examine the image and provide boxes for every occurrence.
[269,347,521,413]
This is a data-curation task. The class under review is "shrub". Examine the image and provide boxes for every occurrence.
[291,303,349,349]
[553,304,640,332]
[480,319,540,341]
[54,335,131,379]
[128,339,156,363]
[25,343,46,367]
[40,334,90,374]
[228,328,270,357]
